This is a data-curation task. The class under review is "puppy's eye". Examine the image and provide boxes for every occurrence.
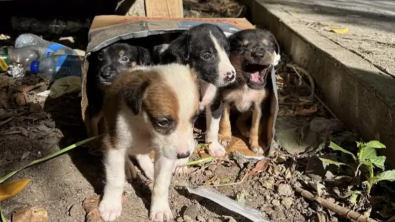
[98,53,104,61]
[202,53,212,60]
[119,56,129,62]
[155,117,172,128]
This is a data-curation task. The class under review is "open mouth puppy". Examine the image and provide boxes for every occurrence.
[87,43,152,138]
[158,24,236,157]
[217,29,280,154]
[98,64,200,222]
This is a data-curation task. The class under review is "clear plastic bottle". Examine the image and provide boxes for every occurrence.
[29,55,83,81]
[15,33,77,57]
[0,46,40,77]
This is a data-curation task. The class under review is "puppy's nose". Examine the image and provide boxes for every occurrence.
[177,151,190,159]
[254,51,264,57]
[101,66,116,77]
[225,70,236,82]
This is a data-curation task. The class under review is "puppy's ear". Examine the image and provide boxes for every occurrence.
[123,79,150,115]
[166,33,191,63]
[137,47,152,65]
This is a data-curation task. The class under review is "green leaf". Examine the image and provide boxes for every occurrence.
[329,142,356,160]
[346,190,362,205]
[1,210,7,222]
[370,156,386,170]
[368,170,395,186]
[365,140,386,149]
[0,136,98,183]
[361,160,374,179]
[319,158,345,167]
[358,147,377,161]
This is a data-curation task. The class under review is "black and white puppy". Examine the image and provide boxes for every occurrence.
[159,24,236,157]
[87,42,152,138]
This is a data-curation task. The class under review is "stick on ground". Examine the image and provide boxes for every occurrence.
[295,187,378,222]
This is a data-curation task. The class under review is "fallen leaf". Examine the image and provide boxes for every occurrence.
[294,104,318,116]
[12,207,48,222]
[0,179,31,201]
[260,179,274,190]
[221,178,231,183]
[252,158,270,174]
[14,92,27,106]
[205,176,219,185]
[329,26,349,34]
[310,181,325,197]
[236,191,246,204]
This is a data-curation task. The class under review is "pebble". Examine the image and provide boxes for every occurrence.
[177,217,184,222]
[204,170,213,177]
[183,204,200,220]
[281,197,293,209]
[208,164,217,171]
[271,199,280,207]
[277,184,293,196]
[184,215,193,221]
[197,215,206,222]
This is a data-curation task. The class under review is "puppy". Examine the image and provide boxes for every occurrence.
[159,24,236,158]
[87,43,152,138]
[217,29,280,154]
[98,64,200,222]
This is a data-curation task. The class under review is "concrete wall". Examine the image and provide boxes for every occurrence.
[243,0,395,167]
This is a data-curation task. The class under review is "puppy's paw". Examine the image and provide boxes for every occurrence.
[218,134,232,147]
[250,144,264,154]
[99,197,122,221]
[173,158,189,175]
[208,142,226,157]
[150,202,173,222]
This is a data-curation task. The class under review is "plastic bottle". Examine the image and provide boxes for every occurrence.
[15,33,77,57]
[0,46,39,77]
[29,55,83,81]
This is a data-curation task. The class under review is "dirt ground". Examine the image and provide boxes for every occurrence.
[0,51,351,222]
[1,2,394,220]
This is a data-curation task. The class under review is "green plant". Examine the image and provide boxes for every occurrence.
[320,140,395,205]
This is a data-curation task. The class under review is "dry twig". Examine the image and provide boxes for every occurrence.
[295,187,378,222]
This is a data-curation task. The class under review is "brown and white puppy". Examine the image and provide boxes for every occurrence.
[98,64,200,222]
[216,29,280,154]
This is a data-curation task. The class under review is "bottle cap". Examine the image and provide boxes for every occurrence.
[30,61,40,74]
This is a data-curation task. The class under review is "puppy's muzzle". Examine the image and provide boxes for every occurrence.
[100,65,117,79]
[177,151,190,159]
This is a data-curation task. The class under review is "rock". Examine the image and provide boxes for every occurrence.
[12,207,49,222]
[275,126,320,155]
[281,197,293,209]
[177,217,184,222]
[271,199,280,207]
[184,204,200,220]
[208,164,217,172]
[184,215,193,221]
[197,215,206,222]
[277,184,293,196]
[204,170,213,177]
[309,117,343,134]
[29,103,42,113]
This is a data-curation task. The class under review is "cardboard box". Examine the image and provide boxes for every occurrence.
[82,15,279,157]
